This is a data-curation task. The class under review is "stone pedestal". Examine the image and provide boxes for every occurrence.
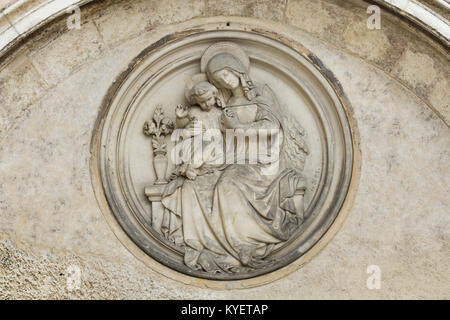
[294,184,306,220]
[145,184,167,234]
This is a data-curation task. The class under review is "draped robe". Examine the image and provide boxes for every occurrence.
[161,89,304,273]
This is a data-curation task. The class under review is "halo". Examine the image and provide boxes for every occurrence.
[200,42,250,73]
[184,73,208,103]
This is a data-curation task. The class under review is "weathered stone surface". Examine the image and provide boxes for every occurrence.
[207,0,286,22]
[0,239,223,299]
[92,0,151,48]
[392,44,450,123]
[0,53,47,141]
[0,43,141,258]
[342,16,407,71]
[429,75,449,122]
[0,0,448,299]
[29,21,104,86]
[393,49,437,96]
[144,0,205,26]
[286,0,352,44]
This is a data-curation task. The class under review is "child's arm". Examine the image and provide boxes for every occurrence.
[175,104,190,128]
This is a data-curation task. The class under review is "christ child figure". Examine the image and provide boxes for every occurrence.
[174,81,225,180]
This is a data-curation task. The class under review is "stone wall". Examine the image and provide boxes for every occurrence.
[0,0,448,299]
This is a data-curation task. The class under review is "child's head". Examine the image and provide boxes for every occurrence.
[188,81,219,110]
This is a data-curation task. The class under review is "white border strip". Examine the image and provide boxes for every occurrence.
[0,0,88,55]
[385,0,450,39]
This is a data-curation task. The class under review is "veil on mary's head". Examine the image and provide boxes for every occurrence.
[205,53,256,101]
[201,42,256,101]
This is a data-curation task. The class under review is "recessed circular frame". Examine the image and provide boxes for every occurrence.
[91,23,357,286]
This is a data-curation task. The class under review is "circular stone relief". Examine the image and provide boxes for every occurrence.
[94,29,354,281]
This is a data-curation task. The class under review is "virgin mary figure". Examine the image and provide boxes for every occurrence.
[161,42,308,274]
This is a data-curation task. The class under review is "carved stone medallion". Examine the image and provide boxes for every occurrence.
[94,29,354,280]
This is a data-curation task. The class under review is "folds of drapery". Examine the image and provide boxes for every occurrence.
[158,89,307,272]
[160,163,304,271]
